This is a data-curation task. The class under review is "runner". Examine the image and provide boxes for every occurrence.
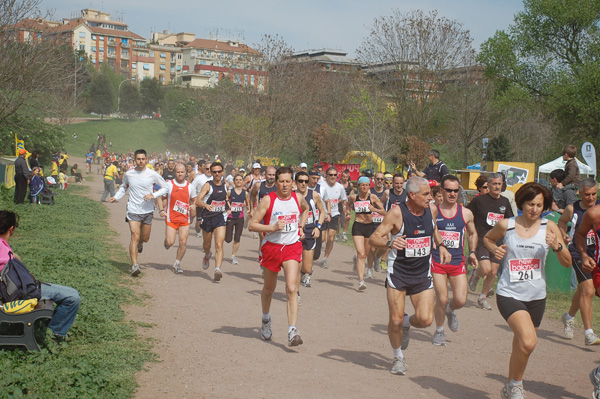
[191,160,212,235]
[558,178,600,344]
[340,169,353,242]
[250,166,277,259]
[379,173,408,271]
[244,162,263,191]
[162,159,176,181]
[196,162,228,282]
[110,149,168,277]
[467,173,514,310]
[158,163,197,274]
[431,174,478,346]
[320,167,348,269]
[370,171,387,273]
[308,169,326,262]
[483,182,570,398]
[370,177,451,375]
[295,171,325,288]
[349,176,386,290]
[225,174,250,265]
[249,167,309,346]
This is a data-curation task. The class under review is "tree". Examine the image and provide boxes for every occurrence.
[139,78,164,115]
[357,9,476,141]
[478,0,600,140]
[486,133,513,162]
[119,82,140,119]
[310,124,350,164]
[88,73,115,118]
[0,115,65,161]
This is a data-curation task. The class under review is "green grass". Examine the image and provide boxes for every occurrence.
[63,119,169,157]
[0,184,154,398]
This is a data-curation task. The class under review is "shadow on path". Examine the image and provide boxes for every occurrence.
[143,263,214,282]
[410,376,491,399]
[494,324,596,353]
[212,325,295,353]
[246,289,287,302]
[486,373,587,399]
[318,348,389,370]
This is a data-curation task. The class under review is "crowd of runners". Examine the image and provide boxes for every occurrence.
[99,144,600,399]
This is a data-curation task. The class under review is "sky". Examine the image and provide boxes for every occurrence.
[40,0,524,57]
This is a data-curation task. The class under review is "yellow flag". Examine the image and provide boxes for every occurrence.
[14,133,25,156]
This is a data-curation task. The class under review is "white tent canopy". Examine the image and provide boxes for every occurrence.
[537,156,594,180]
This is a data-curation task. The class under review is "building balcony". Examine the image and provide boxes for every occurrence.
[107,53,116,59]
[121,42,129,48]
[107,39,116,46]
[121,53,130,60]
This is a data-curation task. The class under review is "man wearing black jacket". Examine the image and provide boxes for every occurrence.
[14,149,30,204]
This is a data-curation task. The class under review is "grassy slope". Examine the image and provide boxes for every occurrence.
[63,119,169,157]
[0,185,154,398]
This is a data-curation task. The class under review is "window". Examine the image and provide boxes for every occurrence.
[143,64,150,70]
[251,75,255,85]
[149,51,154,57]
[161,76,165,82]
[92,59,96,64]
[79,44,85,51]
[132,63,137,69]
[79,32,86,38]
[122,38,128,44]
[98,36,104,40]
[122,49,129,57]
[170,65,174,72]
[178,54,182,59]
[176,65,181,71]
[160,53,166,58]
[99,47,104,52]
[160,64,166,70]
[91,46,96,52]
[92,34,96,40]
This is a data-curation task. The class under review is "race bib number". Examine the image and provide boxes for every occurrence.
[307,211,314,224]
[277,214,298,232]
[587,230,595,247]
[355,201,370,213]
[231,202,243,212]
[486,212,504,226]
[391,203,399,209]
[373,212,384,223]
[440,230,460,249]
[330,198,339,207]
[212,200,226,212]
[405,236,431,258]
[509,258,542,282]
[173,200,189,215]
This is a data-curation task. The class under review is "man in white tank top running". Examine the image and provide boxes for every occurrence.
[249,167,310,347]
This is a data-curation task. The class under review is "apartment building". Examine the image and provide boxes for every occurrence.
[180,38,267,91]
[131,44,182,84]
[291,49,361,72]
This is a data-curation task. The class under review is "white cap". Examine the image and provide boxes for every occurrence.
[299,162,307,168]
[239,168,245,172]
[252,163,261,169]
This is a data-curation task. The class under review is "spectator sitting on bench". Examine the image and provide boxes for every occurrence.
[0,210,80,342]
[70,164,84,183]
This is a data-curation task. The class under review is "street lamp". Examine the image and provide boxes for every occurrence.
[117,79,127,113]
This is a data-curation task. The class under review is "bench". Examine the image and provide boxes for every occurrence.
[0,300,54,351]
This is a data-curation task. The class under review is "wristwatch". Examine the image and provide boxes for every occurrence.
[438,244,447,250]
[386,239,393,248]
[553,243,563,252]
[316,223,322,229]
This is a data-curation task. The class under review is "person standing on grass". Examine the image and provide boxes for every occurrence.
[13,149,29,204]
[158,163,197,274]
[110,149,168,277]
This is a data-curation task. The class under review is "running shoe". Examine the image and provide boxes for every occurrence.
[358,280,366,291]
[288,327,303,346]
[390,356,407,375]
[302,274,312,288]
[298,291,301,306]
[131,264,141,277]
[137,242,143,253]
[365,268,373,279]
[321,258,328,269]
[401,314,410,349]
[590,366,600,399]
[373,257,381,272]
[381,259,387,271]
[335,234,340,242]
[477,297,492,310]
[561,312,574,340]
[214,267,223,282]
[468,268,479,292]
[585,332,600,346]
[261,317,272,341]
[446,309,459,332]
[342,232,348,242]
[202,252,212,270]
[173,263,183,274]
[432,330,446,346]
[487,288,495,298]
[196,232,202,238]
[352,255,357,271]
[231,256,239,265]
[501,383,526,399]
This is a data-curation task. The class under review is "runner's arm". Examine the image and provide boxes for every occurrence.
[195,182,213,211]
[110,173,128,202]
[576,207,600,273]
[370,194,386,215]
[248,196,281,233]
[558,204,573,243]
[152,173,169,199]
[369,206,403,249]
[431,205,451,264]
[483,219,509,259]
[462,207,479,267]
[314,192,326,225]
[546,220,571,267]
[297,193,308,240]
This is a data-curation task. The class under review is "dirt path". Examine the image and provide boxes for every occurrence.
[78,160,595,399]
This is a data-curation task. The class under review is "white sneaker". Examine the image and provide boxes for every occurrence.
[586,332,600,346]
[342,233,348,242]
[202,252,212,270]
[231,256,239,265]
[321,258,328,269]
[131,264,141,277]
[561,312,574,339]
[373,257,381,272]
[173,263,183,274]
[358,280,366,291]
[501,383,526,399]
[365,268,373,279]
[288,327,303,346]
[214,267,222,282]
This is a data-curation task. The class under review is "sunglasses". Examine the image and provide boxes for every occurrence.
[328,173,338,176]
[375,178,384,181]
[481,185,489,189]
[297,179,309,183]
[212,170,223,174]
[443,188,460,193]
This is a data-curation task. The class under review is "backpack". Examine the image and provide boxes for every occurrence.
[0,252,42,303]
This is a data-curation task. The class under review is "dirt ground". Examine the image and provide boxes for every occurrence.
[78,161,596,399]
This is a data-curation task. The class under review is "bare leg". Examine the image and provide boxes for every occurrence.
[506,311,538,382]
[176,225,189,261]
[282,259,301,326]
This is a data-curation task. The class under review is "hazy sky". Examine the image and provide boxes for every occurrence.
[41,0,524,57]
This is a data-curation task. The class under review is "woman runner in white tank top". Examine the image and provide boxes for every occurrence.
[483,182,571,399]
